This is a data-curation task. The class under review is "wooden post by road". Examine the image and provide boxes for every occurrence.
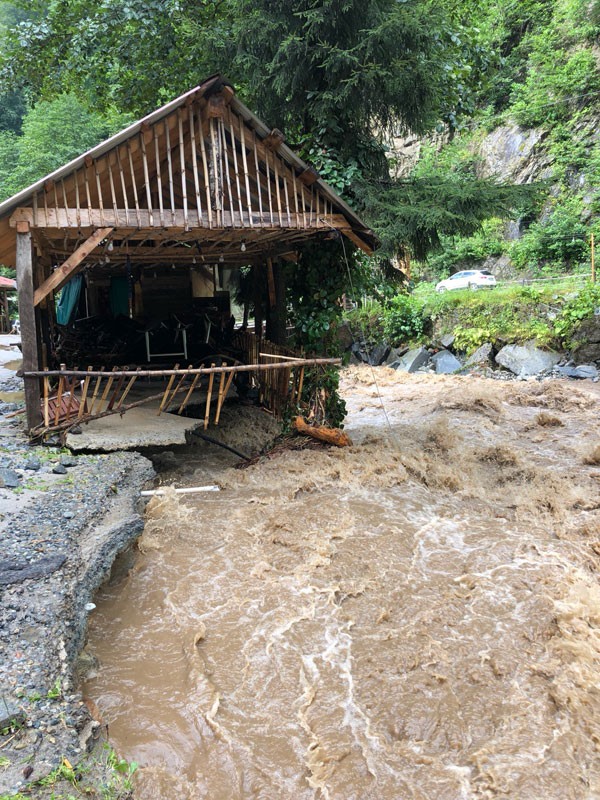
[16,223,42,430]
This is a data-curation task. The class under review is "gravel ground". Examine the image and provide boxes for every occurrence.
[0,350,154,798]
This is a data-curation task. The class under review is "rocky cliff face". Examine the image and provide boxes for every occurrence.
[475,123,553,184]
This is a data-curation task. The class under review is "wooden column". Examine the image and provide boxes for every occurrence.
[265,258,287,345]
[253,264,264,337]
[16,224,42,430]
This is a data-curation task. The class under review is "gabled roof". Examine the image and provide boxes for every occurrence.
[0,75,376,270]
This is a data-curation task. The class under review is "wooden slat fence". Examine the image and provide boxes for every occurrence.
[26,356,339,438]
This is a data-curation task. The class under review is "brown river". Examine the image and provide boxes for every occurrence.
[84,368,600,799]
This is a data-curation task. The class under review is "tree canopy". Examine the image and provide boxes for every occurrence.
[0,0,555,260]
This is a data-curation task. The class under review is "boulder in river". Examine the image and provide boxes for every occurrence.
[431,349,462,374]
[495,342,561,377]
[464,342,494,369]
[395,346,431,373]
[555,364,598,380]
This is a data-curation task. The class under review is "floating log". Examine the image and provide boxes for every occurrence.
[292,416,352,448]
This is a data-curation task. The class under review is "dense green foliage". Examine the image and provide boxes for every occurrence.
[345,280,600,354]
[0,0,543,257]
[0,94,127,200]
[413,0,600,279]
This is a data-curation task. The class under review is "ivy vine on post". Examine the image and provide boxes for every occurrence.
[285,239,359,429]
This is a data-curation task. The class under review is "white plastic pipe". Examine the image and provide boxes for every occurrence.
[141,485,220,496]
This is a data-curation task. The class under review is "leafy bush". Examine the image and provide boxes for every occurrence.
[554,281,600,344]
[383,294,426,345]
[343,302,386,345]
[510,195,590,271]
[452,325,492,352]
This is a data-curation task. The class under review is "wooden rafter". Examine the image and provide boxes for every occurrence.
[33,226,113,306]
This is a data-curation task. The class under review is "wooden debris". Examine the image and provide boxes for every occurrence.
[292,416,352,448]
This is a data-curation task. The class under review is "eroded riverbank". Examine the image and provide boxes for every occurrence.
[83,368,600,799]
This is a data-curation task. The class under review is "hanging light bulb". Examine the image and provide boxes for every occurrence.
[107,241,114,252]
[219,254,224,263]
[240,241,246,252]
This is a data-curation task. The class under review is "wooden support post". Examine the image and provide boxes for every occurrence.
[253,264,264,337]
[54,364,66,426]
[207,118,223,224]
[88,367,105,416]
[16,225,42,430]
[43,368,50,427]
[297,367,305,404]
[204,364,216,430]
[265,258,287,345]
[214,370,235,425]
[158,364,180,415]
[78,366,93,418]
[177,372,202,415]
[266,257,277,308]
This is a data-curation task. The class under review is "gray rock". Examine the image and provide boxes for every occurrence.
[385,346,409,365]
[573,364,598,379]
[554,366,579,378]
[431,349,462,374]
[495,342,561,377]
[59,455,78,468]
[440,333,455,350]
[368,343,391,366]
[557,363,599,380]
[350,342,369,364]
[0,468,21,488]
[52,464,68,475]
[571,317,600,364]
[387,360,402,370]
[24,458,42,472]
[396,347,431,373]
[465,342,494,369]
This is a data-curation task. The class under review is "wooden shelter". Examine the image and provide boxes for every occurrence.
[0,75,375,434]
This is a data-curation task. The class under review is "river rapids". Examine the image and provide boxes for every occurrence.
[83,368,600,799]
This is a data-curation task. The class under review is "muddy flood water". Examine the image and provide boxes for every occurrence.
[84,368,600,799]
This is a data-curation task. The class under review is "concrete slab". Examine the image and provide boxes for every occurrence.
[66,405,203,452]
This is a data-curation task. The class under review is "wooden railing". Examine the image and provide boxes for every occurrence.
[24,356,340,438]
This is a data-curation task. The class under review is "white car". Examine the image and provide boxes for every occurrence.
[435,270,497,292]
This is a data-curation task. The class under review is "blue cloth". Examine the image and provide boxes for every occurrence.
[56,274,83,325]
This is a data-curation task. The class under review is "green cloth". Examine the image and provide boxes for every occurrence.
[109,275,129,317]
[56,274,83,325]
